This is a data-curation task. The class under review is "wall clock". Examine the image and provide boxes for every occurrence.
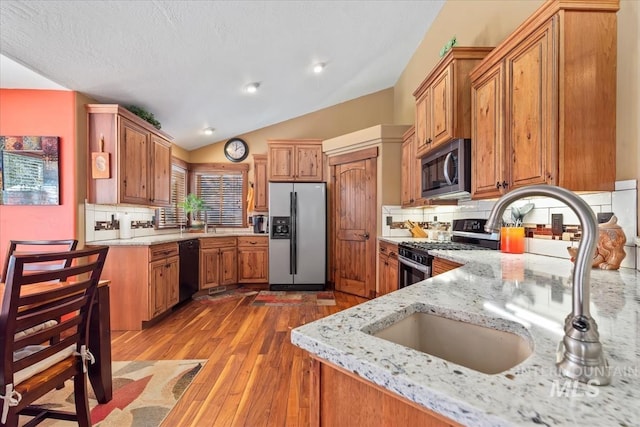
[224,137,249,162]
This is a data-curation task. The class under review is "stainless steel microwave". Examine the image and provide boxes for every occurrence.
[421,138,471,200]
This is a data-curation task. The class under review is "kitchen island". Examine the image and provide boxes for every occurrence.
[291,250,638,426]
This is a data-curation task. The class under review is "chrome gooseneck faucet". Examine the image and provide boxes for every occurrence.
[485,185,610,385]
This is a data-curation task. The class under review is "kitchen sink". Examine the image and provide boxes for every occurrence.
[371,312,532,374]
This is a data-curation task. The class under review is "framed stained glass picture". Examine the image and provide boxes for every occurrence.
[0,136,60,205]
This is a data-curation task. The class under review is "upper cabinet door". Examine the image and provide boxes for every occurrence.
[414,90,431,159]
[295,144,323,181]
[120,118,150,205]
[431,64,452,148]
[150,135,172,206]
[252,154,269,211]
[268,144,295,181]
[505,19,555,191]
[471,62,505,199]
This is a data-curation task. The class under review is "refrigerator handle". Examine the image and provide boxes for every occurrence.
[291,191,298,275]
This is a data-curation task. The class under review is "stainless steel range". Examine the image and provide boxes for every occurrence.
[398,218,499,288]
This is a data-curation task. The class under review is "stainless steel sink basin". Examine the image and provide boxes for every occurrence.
[372,312,532,374]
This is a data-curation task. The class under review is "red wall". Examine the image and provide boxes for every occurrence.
[0,89,77,270]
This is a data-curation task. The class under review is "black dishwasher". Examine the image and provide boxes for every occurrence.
[178,239,200,303]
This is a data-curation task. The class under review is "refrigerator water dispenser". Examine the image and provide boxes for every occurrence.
[271,216,291,239]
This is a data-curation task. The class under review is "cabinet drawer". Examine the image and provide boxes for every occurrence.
[379,241,398,258]
[149,242,178,261]
[237,236,268,247]
[200,236,237,249]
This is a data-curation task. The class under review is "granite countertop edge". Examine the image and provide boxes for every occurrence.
[87,231,267,246]
[291,250,639,427]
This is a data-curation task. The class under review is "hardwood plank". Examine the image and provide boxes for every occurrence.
[110,287,366,426]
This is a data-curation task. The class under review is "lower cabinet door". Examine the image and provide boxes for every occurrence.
[238,247,268,283]
[166,255,179,307]
[200,248,221,289]
[149,259,168,318]
[220,247,237,285]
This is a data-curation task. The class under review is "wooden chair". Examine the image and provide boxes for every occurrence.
[0,245,109,427]
[2,240,79,355]
[1,240,78,282]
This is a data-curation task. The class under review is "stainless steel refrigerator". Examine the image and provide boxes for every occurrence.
[269,182,326,291]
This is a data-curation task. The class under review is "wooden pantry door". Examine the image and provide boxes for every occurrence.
[330,148,377,298]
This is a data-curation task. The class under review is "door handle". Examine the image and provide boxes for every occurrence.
[357,232,370,240]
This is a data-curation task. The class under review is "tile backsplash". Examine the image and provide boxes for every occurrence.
[382,180,638,269]
[85,203,173,241]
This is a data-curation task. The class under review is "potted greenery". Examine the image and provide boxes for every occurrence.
[179,193,205,230]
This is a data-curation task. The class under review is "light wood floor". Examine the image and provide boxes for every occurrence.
[110,287,366,427]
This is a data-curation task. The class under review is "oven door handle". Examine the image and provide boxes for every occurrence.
[398,255,429,273]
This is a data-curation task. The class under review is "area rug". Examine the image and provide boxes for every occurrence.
[192,286,258,304]
[251,291,336,306]
[29,359,205,427]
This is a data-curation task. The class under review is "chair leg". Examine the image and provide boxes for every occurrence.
[2,410,19,427]
[73,373,91,427]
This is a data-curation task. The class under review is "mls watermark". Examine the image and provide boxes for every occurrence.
[513,365,638,398]
[548,366,638,398]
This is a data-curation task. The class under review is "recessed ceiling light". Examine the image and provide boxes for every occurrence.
[313,63,325,74]
[245,82,260,94]
[203,127,215,135]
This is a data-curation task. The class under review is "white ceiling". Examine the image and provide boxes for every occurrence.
[0,0,444,151]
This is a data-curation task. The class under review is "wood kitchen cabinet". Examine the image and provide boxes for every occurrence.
[237,236,269,284]
[96,242,179,330]
[310,358,457,427]
[252,154,269,211]
[267,139,323,182]
[200,237,237,290]
[432,257,463,277]
[86,104,172,206]
[470,1,618,199]
[377,240,398,297]
[148,243,179,318]
[401,126,418,207]
[413,47,493,159]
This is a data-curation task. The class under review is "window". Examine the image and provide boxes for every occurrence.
[191,163,249,228]
[156,162,187,228]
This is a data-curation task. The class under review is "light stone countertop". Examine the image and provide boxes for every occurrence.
[87,230,266,246]
[291,250,639,426]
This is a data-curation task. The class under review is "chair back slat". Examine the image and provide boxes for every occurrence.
[1,239,78,282]
[0,246,109,390]
[18,280,91,307]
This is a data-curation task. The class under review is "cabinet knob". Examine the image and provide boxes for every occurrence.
[501,180,509,188]
[496,181,502,189]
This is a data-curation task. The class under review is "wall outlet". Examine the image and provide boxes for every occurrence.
[551,213,563,235]
[386,216,392,226]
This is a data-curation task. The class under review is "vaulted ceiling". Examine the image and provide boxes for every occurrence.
[0,0,445,150]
